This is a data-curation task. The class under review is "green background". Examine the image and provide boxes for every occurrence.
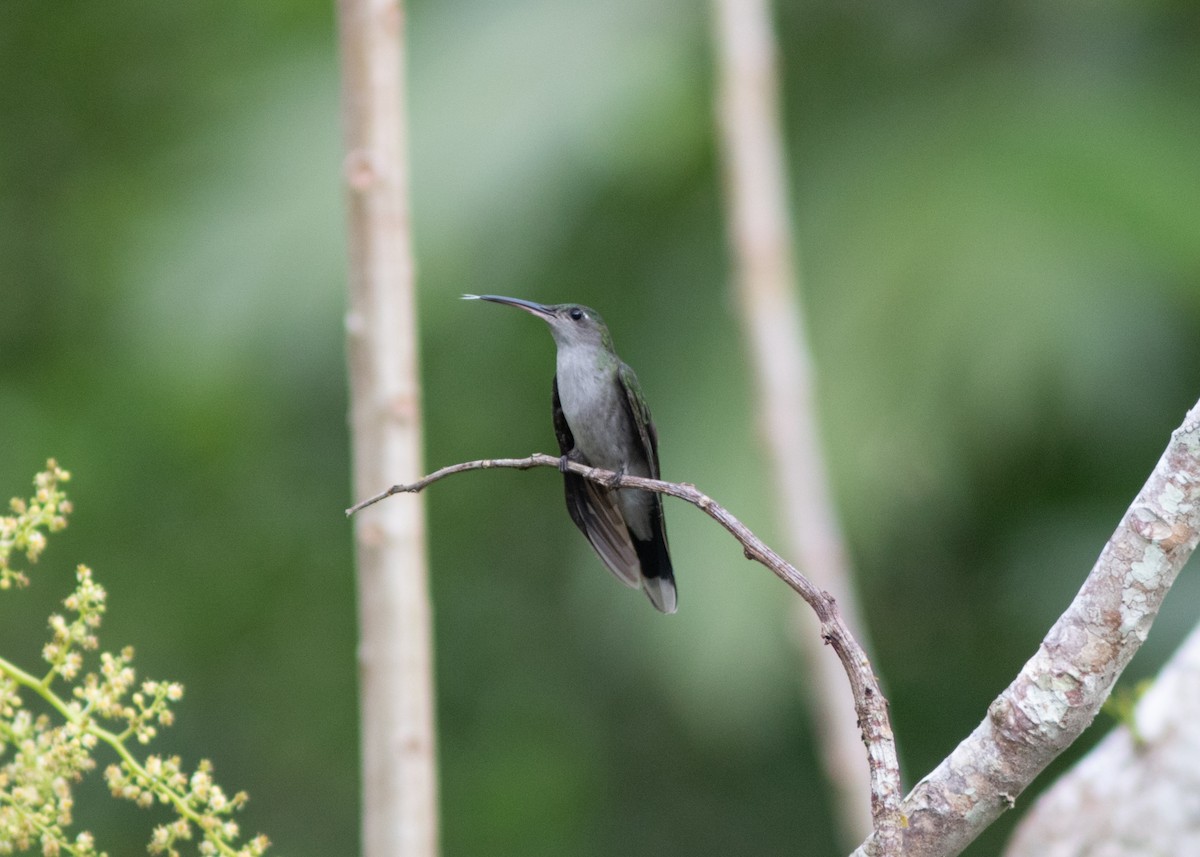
[3,0,1200,854]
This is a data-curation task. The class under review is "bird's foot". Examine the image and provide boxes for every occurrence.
[605,466,626,489]
[559,447,589,474]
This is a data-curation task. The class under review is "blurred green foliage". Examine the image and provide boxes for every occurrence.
[3,0,1199,854]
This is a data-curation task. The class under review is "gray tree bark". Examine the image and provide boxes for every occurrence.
[1005,621,1200,857]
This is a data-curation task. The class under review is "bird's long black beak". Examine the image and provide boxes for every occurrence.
[462,294,555,319]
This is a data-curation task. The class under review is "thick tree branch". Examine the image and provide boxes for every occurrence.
[1004,620,1200,857]
[348,454,903,850]
[851,398,1200,857]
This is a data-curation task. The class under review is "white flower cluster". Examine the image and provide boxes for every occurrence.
[0,464,272,857]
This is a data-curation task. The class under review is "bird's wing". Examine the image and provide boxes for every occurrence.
[617,362,660,479]
[551,374,575,458]
[553,375,640,588]
[617,362,676,612]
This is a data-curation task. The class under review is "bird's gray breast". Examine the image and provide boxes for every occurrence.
[556,347,654,538]
[556,348,647,471]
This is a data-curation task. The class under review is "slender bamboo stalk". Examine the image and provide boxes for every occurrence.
[335,0,439,854]
[710,0,876,845]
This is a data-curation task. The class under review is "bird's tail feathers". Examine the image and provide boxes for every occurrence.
[632,528,676,614]
[641,573,677,614]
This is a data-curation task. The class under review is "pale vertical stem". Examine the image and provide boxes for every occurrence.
[711,0,875,844]
[335,1,439,856]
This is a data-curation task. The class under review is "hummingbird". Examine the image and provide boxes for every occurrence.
[464,294,677,613]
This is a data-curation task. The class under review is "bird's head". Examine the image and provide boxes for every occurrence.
[464,294,613,351]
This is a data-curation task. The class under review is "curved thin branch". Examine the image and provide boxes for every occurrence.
[348,453,903,849]
[851,397,1200,857]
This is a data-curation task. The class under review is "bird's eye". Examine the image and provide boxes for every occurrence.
[569,308,584,321]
